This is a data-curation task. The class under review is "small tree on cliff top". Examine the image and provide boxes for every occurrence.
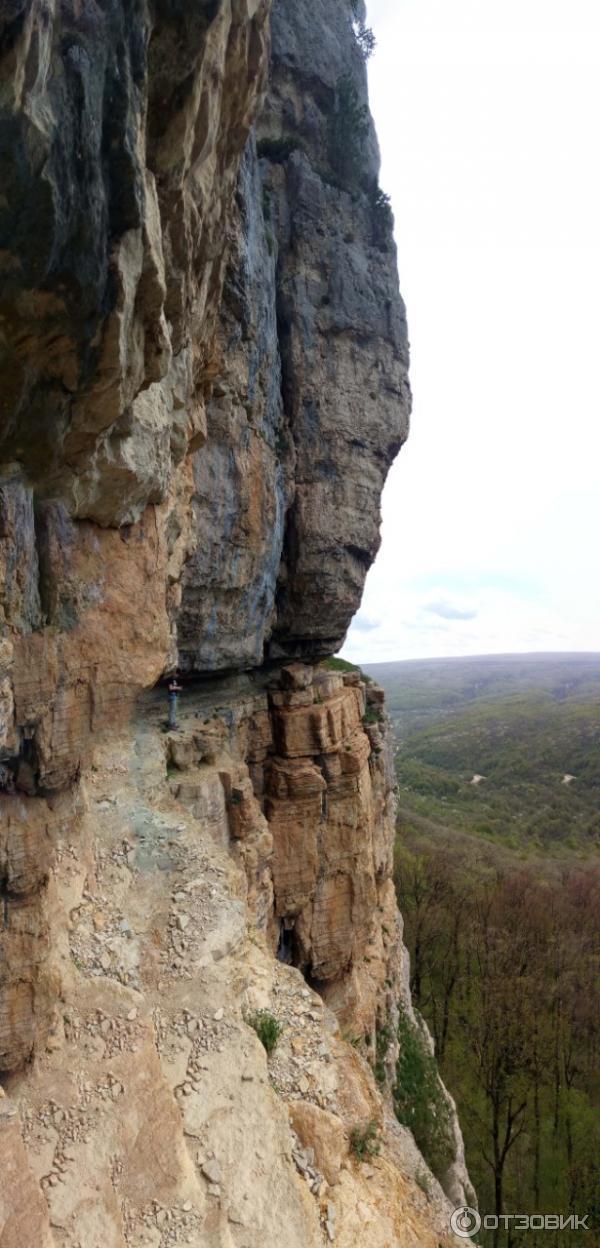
[349,1,376,59]
[353,21,376,60]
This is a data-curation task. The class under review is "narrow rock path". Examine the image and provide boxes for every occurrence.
[1,695,465,1248]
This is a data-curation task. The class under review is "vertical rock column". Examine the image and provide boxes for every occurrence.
[263,664,401,1038]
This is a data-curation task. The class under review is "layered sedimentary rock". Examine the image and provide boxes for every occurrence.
[0,0,473,1243]
[166,663,400,1040]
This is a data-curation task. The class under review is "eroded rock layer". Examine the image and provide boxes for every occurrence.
[0,0,473,1243]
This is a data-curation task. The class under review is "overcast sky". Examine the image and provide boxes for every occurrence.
[342,0,600,664]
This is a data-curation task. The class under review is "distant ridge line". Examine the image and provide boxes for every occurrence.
[362,651,600,669]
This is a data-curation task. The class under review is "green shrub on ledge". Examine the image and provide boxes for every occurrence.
[363,706,383,725]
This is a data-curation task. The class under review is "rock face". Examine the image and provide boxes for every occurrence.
[178,0,410,669]
[0,0,473,1243]
[0,0,271,523]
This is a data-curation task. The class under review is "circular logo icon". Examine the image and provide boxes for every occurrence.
[450,1207,482,1239]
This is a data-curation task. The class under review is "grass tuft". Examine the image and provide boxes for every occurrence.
[350,1119,381,1161]
[246,1010,283,1055]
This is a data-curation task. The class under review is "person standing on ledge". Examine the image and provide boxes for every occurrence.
[168,674,183,730]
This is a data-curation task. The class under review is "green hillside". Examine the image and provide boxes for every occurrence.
[367,653,600,1245]
[364,654,600,849]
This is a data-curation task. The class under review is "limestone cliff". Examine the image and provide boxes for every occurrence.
[0,1,472,1244]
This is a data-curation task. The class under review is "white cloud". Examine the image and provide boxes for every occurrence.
[424,599,478,622]
[343,581,579,664]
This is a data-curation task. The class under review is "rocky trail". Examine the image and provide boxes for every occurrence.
[1,682,464,1248]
